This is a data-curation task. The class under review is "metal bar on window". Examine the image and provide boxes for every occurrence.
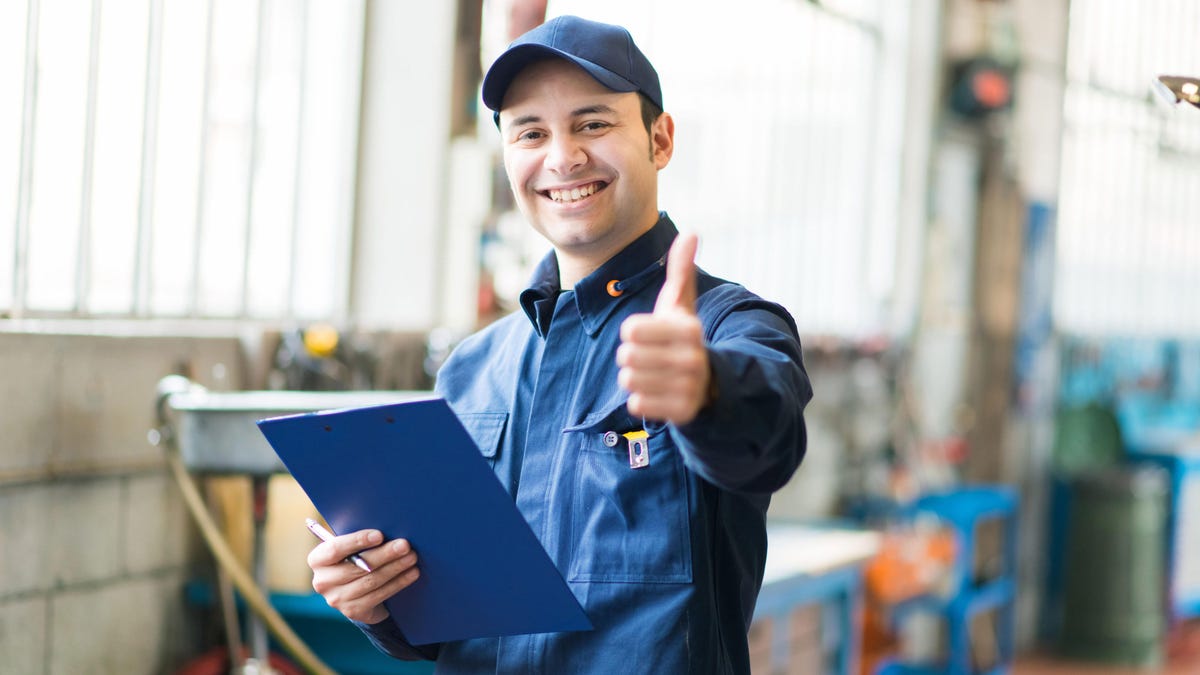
[133,0,164,316]
[189,0,216,318]
[74,0,103,316]
[287,0,310,318]
[239,0,267,319]
[329,0,366,326]
[814,1,883,39]
[12,0,40,319]
[856,31,884,316]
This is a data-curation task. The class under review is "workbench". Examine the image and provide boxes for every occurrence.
[754,524,882,675]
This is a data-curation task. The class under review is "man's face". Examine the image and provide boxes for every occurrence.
[498,58,673,277]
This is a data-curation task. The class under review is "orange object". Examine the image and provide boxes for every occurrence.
[865,527,957,603]
[606,280,623,297]
[302,323,339,358]
[860,525,958,675]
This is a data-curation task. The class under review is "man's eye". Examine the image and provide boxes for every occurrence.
[517,130,544,142]
[581,121,609,131]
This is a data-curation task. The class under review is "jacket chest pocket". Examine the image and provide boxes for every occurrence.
[565,408,693,584]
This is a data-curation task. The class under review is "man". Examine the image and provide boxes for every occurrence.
[307,15,812,674]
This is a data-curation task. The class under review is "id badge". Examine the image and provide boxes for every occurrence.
[623,430,650,469]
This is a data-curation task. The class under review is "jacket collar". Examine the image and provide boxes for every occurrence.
[519,213,678,337]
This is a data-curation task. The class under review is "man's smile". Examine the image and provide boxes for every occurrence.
[541,180,609,204]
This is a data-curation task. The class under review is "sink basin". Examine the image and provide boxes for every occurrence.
[166,389,434,474]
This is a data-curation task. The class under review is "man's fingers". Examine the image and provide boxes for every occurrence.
[653,233,698,315]
[353,565,421,615]
[354,548,419,594]
[308,529,384,568]
[319,561,420,625]
[356,537,412,572]
[627,392,697,424]
[311,538,421,624]
[620,313,703,344]
[617,344,707,376]
[618,369,697,395]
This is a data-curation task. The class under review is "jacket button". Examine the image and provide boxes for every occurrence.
[602,431,619,447]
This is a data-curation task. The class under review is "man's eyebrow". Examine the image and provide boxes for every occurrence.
[509,114,541,128]
[505,104,618,129]
[571,104,618,117]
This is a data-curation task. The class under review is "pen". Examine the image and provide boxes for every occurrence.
[305,518,373,573]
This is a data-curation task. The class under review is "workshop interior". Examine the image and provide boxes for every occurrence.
[2,0,1199,673]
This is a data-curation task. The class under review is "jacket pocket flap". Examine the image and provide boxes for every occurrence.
[457,412,508,458]
[562,402,635,434]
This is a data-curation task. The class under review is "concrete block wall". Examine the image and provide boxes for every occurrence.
[0,331,244,674]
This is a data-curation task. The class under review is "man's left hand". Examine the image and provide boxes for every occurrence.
[617,233,712,425]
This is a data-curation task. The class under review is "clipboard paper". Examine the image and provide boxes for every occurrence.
[257,398,592,645]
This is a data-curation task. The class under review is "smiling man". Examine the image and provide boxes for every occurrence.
[306,15,813,674]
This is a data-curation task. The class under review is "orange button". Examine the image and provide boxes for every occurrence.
[606,280,623,297]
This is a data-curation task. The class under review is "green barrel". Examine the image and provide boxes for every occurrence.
[1058,466,1168,667]
[1052,404,1123,474]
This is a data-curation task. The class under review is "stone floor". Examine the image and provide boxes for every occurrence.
[1014,620,1200,675]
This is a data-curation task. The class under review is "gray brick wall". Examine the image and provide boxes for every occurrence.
[0,332,242,675]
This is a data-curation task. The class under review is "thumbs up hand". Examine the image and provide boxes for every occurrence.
[617,233,713,425]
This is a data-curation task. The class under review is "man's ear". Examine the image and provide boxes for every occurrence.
[651,112,675,169]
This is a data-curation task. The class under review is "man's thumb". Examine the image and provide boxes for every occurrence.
[654,233,698,314]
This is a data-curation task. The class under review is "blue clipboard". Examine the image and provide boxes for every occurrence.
[257,397,592,645]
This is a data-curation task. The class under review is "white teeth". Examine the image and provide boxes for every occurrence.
[548,183,599,203]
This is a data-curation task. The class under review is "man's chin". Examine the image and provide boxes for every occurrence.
[538,221,605,248]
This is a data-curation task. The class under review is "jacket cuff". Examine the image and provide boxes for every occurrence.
[352,617,440,661]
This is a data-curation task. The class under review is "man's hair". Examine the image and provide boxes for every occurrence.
[637,93,664,161]
[638,92,663,134]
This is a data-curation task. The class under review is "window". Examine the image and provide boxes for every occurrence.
[1,0,365,321]
[1055,0,1200,336]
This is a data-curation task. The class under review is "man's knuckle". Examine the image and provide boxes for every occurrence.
[325,589,347,610]
[359,572,379,592]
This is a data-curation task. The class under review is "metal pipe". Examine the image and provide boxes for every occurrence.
[249,475,273,669]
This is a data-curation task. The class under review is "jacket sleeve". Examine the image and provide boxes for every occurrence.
[352,618,440,662]
[669,285,812,495]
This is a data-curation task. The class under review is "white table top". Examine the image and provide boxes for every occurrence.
[763,524,882,584]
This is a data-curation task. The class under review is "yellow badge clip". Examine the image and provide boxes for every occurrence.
[624,430,650,469]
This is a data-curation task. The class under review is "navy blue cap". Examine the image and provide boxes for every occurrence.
[482,15,662,114]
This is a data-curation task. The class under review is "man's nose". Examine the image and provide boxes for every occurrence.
[544,134,586,174]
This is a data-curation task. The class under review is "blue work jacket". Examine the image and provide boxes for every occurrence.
[358,214,811,674]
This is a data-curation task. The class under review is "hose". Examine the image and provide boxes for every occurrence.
[162,446,336,675]
[154,377,336,675]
